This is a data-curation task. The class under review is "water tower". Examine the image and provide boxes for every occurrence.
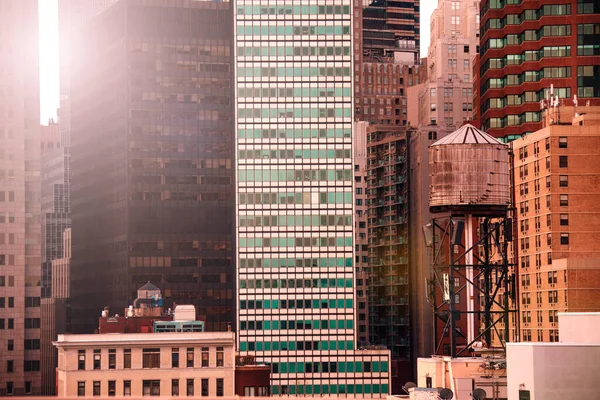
[426,124,517,357]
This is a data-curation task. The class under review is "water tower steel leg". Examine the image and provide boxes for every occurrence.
[448,217,456,358]
[465,214,475,346]
[483,219,492,347]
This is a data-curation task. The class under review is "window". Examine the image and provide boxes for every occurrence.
[93,349,101,370]
[25,296,39,307]
[7,360,13,373]
[579,0,600,13]
[577,24,600,56]
[108,381,116,397]
[108,349,116,369]
[124,349,131,369]
[559,156,568,168]
[216,347,224,367]
[560,233,569,245]
[217,378,224,396]
[578,65,600,98]
[143,380,161,396]
[548,271,558,284]
[560,214,569,226]
[559,137,567,148]
[201,379,209,396]
[172,379,180,396]
[78,350,86,370]
[172,348,179,368]
[143,348,161,368]
[78,382,85,396]
[201,347,209,367]
[187,379,195,396]
[24,360,40,371]
[559,175,568,187]
[7,340,13,351]
[560,194,568,206]
[124,381,131,397]
[24,318,40,328]
[93,381,101,396]
[187,347,194,367]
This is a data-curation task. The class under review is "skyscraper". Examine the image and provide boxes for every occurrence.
[477,0,600,141]
[0,0,42,394]
[360,0,420,60]
[69,0,235,334]
[365,125,411,389]
[58,0,120,146]
[407,0,480,131]
[353,0,423,128]
[403,0,479,373]
[39,120,71,394]
[234,1,391,395]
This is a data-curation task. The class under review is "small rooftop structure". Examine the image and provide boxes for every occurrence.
[154,305,204,333]
[174,304,196,321]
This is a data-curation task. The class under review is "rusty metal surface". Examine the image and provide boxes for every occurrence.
[428,144,510,209]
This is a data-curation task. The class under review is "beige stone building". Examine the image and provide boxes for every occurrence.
[512,106,600,343]
[41,228,71,394]
[55,332,236,397]
[407,0,480,130]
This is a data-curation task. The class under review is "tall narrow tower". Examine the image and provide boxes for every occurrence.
[234,1,391,395]
[0,0,41,395]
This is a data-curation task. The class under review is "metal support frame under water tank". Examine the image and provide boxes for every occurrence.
[428,210,518,357]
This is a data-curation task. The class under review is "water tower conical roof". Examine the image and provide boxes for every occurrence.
[431,124,505,146]
[138,281,160,291]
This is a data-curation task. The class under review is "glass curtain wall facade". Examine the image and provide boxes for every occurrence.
[235,0,390,396]
[70,0,234,334]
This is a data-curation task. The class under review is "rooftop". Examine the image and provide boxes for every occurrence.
[431,124,505,146]
[55,331,235,347]
[138,281,160,291]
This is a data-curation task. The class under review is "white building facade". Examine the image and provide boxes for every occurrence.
[234,0,390,396]
[54,332,236,397]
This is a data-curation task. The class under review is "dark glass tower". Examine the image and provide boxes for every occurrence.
[70,0,234,334]
[361,0,420,60]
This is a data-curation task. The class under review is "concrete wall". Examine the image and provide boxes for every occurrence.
[507,343,600,400]
[558,313,600,344]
